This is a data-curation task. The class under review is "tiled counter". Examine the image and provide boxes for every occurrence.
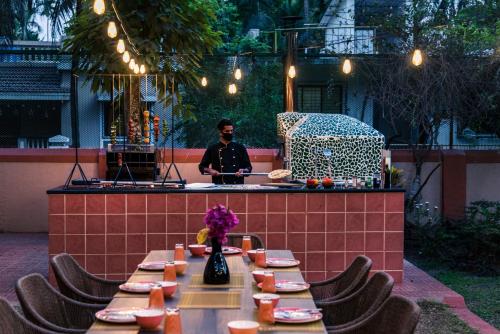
[47,187,405,282]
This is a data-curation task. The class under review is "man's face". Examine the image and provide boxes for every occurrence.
[220,125,234,137]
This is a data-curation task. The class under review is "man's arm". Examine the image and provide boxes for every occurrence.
[237,146,253,177]
[199,147,219,176]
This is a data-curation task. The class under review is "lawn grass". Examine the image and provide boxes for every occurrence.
[408,254,500,329]
[416,300,478,334]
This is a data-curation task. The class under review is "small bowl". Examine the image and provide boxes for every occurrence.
[158,281,177,297]
[188,244,206,257]
[251,270,268,283]
[247,250,257,262]
[174,260,188,275]
[134,308,165,330]
[252,293,280,308]
[227,320,260,334]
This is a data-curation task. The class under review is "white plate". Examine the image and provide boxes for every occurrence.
[205,246,242,255]
[95,307,143,323]
[258,280,310,292]
[266,258,300,268]
[137,261,167,271]
[119,281,159,293]
[274,307,323,324]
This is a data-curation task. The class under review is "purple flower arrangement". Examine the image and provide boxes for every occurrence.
[203,204,239,244]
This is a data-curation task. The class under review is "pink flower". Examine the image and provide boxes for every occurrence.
[203,204,239,244]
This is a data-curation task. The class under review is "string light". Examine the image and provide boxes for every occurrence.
[116,39,125,53]
[107,21,117,38]
[134,64,140,74]
[342,59,352,74]
[93,0,105,15]
[234,68,242,80]
[228,83,237,94]
[201,77,208,87]
[288,65,296,78]
[129,59,135,70]
[412,49,423,66]
[140,64,146,74]
[122,51,130,63]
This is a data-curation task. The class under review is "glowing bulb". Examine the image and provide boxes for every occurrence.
[107,21,117,38]
[288,65,296,78]
[93,0,105,15]
[234,68,242,80]
[129,59,135,70]
[342,59,352,74]
[140,64,146,74]
[228,83,237,94]
[122,51,130,63]
[201,77,207,87]
[116,39,125,53]
[412,49,423,66]
[134,64,140,74]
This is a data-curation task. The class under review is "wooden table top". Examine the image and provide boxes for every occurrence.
[87,250,327,334]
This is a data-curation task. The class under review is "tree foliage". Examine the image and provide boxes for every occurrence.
[0,0,43,42]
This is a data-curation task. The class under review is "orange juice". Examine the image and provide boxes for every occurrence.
[242,236,252,256]
[255,249,267,268]
[163,262,176,282]
[174,243,185,261]
[148,286,164,309]
[164,308,182,334]
[261,272,276,293]
[258,299,275,324]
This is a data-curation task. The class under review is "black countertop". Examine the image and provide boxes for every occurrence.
[47,185,404,194]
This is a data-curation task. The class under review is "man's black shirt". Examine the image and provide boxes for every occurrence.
[198,141,252,184]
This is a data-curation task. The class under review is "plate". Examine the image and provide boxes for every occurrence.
[119,281,159,293]
[205,246,242,255]
[257,280,310,292]
[95,307,143,323]
[137,261,167,271]
[274,307,322,324]
[266,258,300,268]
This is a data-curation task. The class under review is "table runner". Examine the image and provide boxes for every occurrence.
[177,291,241,309]
[188,273,244,289]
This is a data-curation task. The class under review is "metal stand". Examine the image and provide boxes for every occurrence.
[162,76,184,185]
[113,161,136,186]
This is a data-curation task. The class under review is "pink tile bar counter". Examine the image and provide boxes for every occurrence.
[47,187,404,282]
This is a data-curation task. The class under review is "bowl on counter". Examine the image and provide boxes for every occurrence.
[134,308,165,329]
[247,250,257,262]
[188,244,206,257]
[227,320,260,334]
[252,293,280,307]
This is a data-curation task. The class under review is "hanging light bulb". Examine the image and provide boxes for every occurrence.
[122,51,130,63]
[228,83,237,94]
[93,0,105,15]
[201,77,208,87]
[342,58,352,74]
[412,49,423,66]
[116,39,125,53]
[134,64,140,74]
[288,65,296,78]
[129,59,135,70]
[140,64,146,74]
[107,21,117,38]
[234,68,242,80]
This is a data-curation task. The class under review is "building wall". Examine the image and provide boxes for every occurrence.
[467,163,500,204]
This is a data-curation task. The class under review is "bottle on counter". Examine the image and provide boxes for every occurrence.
[365,176,373,189]
[384,164,391,188]
[373,172,381,189]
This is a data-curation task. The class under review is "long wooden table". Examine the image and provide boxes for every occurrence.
[87,250,327,334]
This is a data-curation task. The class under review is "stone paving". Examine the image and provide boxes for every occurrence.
[0,233,497,333]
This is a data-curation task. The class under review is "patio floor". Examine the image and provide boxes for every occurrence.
[0,233,497,333]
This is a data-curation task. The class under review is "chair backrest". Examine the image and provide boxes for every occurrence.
[0,297,59,334]
[333,255,372,298]
[16,273,73,331]
[50,253,93,299]
[207,233,265,249]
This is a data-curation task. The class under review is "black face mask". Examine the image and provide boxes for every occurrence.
[222,133,233,141]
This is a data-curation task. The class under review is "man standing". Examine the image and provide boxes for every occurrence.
[199,119,252,184]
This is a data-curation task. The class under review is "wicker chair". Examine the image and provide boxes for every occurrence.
[310,255,372,302]
[50,253,124,304]
[16,273,105,333]
[0,297,62,334]
[207,233,265,249]
[318,272,394,329]
[327,295,421,334]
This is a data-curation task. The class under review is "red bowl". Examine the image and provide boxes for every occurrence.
[158,281,177,297]
[188,244,206,257]
[228,320,259,334]
[247,250,257,262]
[251,270,268,283]
[252,293,280,308]
[174,261,188,275]
[134,308,165,329]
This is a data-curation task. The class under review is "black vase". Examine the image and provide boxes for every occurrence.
[203,237,230,284]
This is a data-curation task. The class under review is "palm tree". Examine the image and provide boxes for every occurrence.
[0,0,43,41]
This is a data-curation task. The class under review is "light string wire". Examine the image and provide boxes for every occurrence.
[110,0,141,56]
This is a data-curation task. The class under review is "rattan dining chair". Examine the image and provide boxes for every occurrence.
[50,253,125,304]
[207,233,265,249]
[0,297,61,334]
[317,272,394,329]
[327,295,421,334]
[310,255,372,302]
[16,273,105,333]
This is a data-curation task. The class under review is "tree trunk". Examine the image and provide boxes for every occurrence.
[303,0,310,23]
[125,76,142,144]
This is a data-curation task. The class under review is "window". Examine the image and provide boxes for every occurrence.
[297,85,343,113]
